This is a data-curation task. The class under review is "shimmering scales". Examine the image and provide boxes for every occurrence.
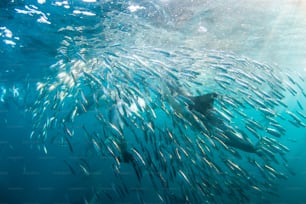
[29,10,306,204]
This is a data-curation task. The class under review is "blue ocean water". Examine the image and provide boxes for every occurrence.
[0,0,306,203]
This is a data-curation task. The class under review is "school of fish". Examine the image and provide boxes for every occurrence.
[28,4,306,204]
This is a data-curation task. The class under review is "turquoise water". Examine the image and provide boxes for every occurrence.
[0,0,306,203]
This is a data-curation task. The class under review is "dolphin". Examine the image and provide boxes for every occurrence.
[120,91,259,165]
[183,92,259,153]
